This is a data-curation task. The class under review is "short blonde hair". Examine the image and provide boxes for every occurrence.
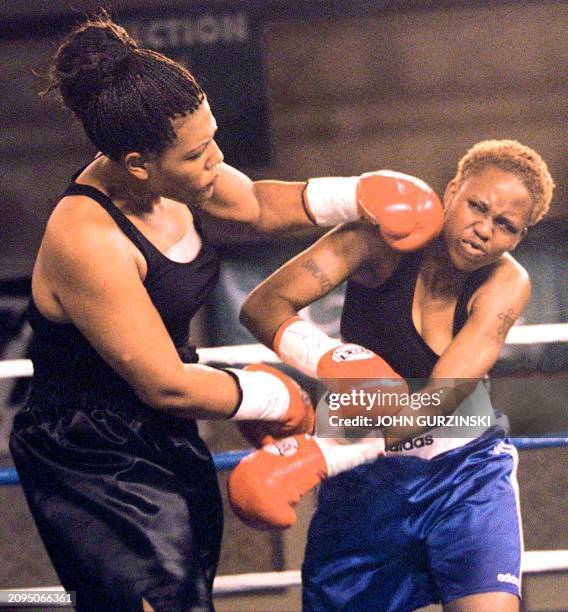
[453,140,555,226]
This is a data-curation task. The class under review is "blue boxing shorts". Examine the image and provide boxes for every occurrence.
[302,429,522,612]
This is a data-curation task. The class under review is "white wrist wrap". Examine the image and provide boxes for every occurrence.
[314,437,385,477]
[278,319,341,379]
[305,177,360,226]
[228,369,289,421]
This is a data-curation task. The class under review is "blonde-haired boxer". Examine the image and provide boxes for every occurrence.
[230,140,554,612]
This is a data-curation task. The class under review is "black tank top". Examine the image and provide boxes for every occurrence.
[340,251,491,379]
[28,180,220,396]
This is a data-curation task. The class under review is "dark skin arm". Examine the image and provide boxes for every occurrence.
[241,222,392,344]
[241,228,531,445]
[204,163,312,233]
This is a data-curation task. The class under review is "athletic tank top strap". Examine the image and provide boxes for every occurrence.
[188,203,207,238]
[452,265,493,335]
[63,183,154,262]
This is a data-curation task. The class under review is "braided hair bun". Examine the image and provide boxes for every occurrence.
[48,14,138,115]
[44,11,205,160]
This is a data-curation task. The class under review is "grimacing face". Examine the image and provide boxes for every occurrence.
[146,98,224,207]
[442,166,533,272]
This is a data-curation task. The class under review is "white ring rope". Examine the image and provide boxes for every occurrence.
[213,570,301,595]
[216,550,568,592]
[505,323,568,345]
[0,359,33,380]
[1,323,567,595]
[0,322,566,380]
[199,343,280,365]
[5,551,568,598]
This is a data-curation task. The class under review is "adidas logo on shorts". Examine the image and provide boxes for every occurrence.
[389,435,434,452]
[497,572,520,587]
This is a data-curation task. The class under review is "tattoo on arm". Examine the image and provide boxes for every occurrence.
[301,258,334,293]
[484,308,516,343]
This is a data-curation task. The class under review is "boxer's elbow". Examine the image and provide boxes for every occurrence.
[240,290,266,338]
[137,382,211,417]
[241,287,290,347]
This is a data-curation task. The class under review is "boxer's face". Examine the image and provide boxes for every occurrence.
[144,98,224,208]
[442,166,532,272]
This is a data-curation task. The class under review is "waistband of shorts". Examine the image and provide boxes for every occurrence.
[385,431,486,459]
[384,382,507,460]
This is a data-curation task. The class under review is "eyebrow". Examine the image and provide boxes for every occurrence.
[497,214,520,231]
[471,198,523,231]
[186,124,218,157]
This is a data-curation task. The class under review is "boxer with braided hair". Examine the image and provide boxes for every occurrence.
[11,11,446,611]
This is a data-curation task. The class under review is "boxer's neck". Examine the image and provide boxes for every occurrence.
[420,240,468,297]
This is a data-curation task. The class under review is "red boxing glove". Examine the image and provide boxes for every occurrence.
[274,317,408,419]
[316,343,400,380]
[236,364,314,448]
[227,434,384,529]
[316,343,407,419]
[356,170,444,252]
[228,435,326,529]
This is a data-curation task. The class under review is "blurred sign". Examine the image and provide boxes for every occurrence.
[127,9,270,168]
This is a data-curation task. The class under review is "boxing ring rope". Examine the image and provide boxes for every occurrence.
[1,322,567,596]
[1,323,567,381]
[5,550,568,598]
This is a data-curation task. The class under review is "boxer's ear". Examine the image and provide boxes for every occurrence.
[123,152,152,180]
[443,180,459,208]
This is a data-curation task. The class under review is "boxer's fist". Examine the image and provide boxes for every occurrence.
[317,343,407,419]
[273,317,407,419]
[236,364,314,447]
[228,434,327,529]
[356,170,443,252]
[316,343,401,381]
[227,434,385,529]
